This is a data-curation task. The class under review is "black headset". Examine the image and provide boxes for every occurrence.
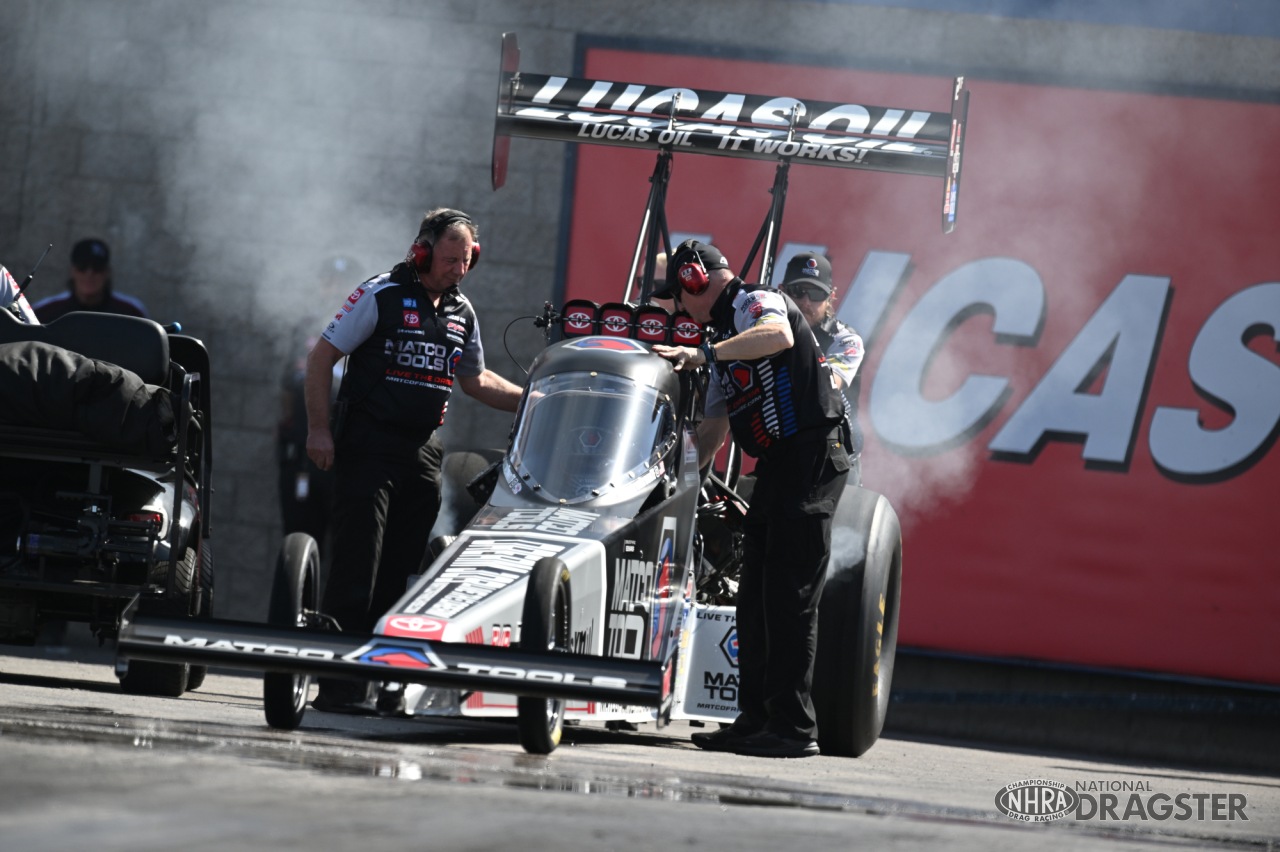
[407,209,480,272]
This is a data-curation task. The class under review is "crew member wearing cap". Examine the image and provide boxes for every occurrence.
[652,239,850,758]
[780,251,865,485]
[31,238,149,322]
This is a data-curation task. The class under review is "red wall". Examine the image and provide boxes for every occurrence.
[559,46,1280,685]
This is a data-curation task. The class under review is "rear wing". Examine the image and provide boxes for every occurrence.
[492,32,970,234]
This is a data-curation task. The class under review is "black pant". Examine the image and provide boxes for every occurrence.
[322,418,444,634]
[735,430,850,740]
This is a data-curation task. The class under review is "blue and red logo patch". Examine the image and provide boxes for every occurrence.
[565,337,647,353]
[343,641,443,670]
[719,627,739,667]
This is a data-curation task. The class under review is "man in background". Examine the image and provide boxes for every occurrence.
[32,238,149,321]
[277,256,362,547]
[779,251,865,485]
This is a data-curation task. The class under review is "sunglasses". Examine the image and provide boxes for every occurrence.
[783,284,828,302]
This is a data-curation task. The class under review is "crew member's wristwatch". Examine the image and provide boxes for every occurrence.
[699,340,717,366]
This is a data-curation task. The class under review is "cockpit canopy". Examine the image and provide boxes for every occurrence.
[509,370,676,504]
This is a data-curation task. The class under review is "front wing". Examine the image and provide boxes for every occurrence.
[116,603,666,706]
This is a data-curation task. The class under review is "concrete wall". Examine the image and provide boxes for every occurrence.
[1,1,1275,619]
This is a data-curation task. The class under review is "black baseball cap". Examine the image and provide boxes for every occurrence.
[651,239,730,299]
[71,238,110,270]
[780,251,832,297]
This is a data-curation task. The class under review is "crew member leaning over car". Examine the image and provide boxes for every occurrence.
[653,240,850,759]
[303,208,523,714]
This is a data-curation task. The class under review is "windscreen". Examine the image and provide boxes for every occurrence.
[510,371,674,503]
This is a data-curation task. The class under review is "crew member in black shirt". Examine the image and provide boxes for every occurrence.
[304,208,522,713]
[653,240,850,758]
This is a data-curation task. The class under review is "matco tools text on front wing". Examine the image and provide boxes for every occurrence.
[116,601,666,705]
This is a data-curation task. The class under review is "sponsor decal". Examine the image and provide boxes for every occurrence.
[565,337,648,353]
[387,339,449,371]
[162,634,335,659]
[995,779,1250,824]
[607,543,653,660]
[344,640,443,670]
[448,347,462,375]
[565,309,594,332]
[718,625,739,668]
[490,506,598,535]
[504,463,523,495]
[490,624,513,647]
[601,312,630,335]
[520,75,943,163]
[346,288,363,304]
[638,317,667,339]
[702,670,738,704]
[447,320,466,335]
[403,310,421,327]
[649,518,679,658]
[404,539,567,618]
[383,615,448,640]
[577,428,603,450]
[728,363,754,392]
[672,318,701,344]
[403,297,417,308]
[449,662,629,690]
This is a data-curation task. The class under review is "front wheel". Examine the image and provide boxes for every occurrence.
[186,538,215,691]
[263,532,320,730]
[516,557,572,754]
[119,545,198,697]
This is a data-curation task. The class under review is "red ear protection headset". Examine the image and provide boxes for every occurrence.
[676,250,710,296]
[407,210,480,273]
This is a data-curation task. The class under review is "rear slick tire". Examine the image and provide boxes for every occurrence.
[813,486,903,758]
[263,532,320,730]
[516,557,572,755]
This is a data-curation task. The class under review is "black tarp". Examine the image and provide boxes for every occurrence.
[0,341,174,457]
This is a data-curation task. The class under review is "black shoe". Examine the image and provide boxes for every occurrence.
[691,723,758,752]
[730,730,820,758]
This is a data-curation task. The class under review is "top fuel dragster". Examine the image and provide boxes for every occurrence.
[117,33,968,756]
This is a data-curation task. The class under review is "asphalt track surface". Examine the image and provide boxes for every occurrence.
[1,644,1276,851]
